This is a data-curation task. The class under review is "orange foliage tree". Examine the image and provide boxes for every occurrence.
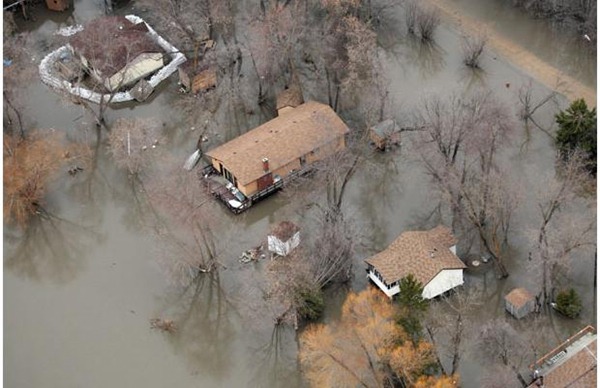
[4,131,88,227]
[299,288,457,387]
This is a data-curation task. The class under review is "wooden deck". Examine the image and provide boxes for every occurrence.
[200,164,311,214]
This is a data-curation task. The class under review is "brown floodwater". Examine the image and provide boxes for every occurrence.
[4,1,596,387]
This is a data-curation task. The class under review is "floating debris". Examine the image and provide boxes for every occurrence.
[150,318,177,333]
[55,25,84,37]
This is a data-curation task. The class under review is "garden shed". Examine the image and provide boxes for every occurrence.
[504,287,535,319]
[268,221,300,257]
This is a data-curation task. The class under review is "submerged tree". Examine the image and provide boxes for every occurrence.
[530,153,595,308]
[414,90,516,277]
[299,288,450,387]
[4,130,89,228]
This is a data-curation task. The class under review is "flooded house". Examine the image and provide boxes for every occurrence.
[529,325,596,387]
[504,287,535,319]
[364,225,466,299]
[68,16,165,92]
[204,100,350,212]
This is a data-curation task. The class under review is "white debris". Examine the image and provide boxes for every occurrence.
[55,25,84,37]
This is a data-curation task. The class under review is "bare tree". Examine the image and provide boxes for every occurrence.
[478,319,529,387]
[416,5,440,42]
[404,0,418,35]
[143,164,226,286]
[517,80,560,141]
[530,152,595,308]
[461,33,487,69]
[413,90,516,277]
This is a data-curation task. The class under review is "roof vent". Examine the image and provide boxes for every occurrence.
[430,248,438,258]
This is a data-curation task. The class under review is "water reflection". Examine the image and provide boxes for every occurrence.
[247,325,301,388]
[406,38,446,78]
[157,273,235,380]
[4,213,102,284]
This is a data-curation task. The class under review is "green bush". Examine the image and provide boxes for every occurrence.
[555,99,596,175]
[555,288,582,318]
[296,286,325,321]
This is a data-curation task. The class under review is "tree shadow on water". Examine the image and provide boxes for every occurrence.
[247,325,301,388]
[157,272,237,381]
[4,212,103,284]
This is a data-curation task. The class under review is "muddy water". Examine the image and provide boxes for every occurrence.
[4,1,596,388]
[443,0,596,87]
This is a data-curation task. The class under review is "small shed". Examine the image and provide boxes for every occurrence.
[505,287,535,319]
[178,61,217,94]
[46,0,70,11]
[268,221,300,257]
[370,119,401,151]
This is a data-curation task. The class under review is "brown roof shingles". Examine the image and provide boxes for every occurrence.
[206,101,349,185]
[364,226,465,286]
[542,339,597,387]
[505,288,534,309]
[70,16,163,77]
[271,221,300,241]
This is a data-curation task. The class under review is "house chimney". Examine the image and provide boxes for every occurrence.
[262,157,269,172]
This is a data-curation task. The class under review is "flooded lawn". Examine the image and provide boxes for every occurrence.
[4,1,595,387]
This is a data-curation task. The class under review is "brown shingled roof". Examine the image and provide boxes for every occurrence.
[69,16,163,77]
[276,73,304,111]
[505,288,534,309]
[542,341,596,387]
[271,221,300,241]
[529,326,597,388]
[206,101,349,186]
[364,225,465,286]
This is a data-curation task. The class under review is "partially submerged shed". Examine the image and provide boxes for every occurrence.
[178,61,217,94]
[268,221,300,257]
[505,287,535,319]
[370,119,401,150]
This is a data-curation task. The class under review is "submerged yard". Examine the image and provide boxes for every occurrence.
[4,0,596,387]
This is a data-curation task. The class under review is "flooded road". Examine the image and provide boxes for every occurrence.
[4,1,595,387]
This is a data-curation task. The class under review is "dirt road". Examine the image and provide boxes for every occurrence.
[426,0,596,107]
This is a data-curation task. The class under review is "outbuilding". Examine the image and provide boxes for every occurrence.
[268,221,300,257]
[504,287,535,319]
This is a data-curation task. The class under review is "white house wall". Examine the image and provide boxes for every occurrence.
[422,269,464,299]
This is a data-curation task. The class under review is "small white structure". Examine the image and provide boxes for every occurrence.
[268,221,300,257]
[364,225,466,299]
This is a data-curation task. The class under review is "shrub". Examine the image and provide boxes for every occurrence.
[296,286,325,321]
[555,288,582,318]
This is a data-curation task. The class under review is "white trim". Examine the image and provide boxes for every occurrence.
[367,270,399,298]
